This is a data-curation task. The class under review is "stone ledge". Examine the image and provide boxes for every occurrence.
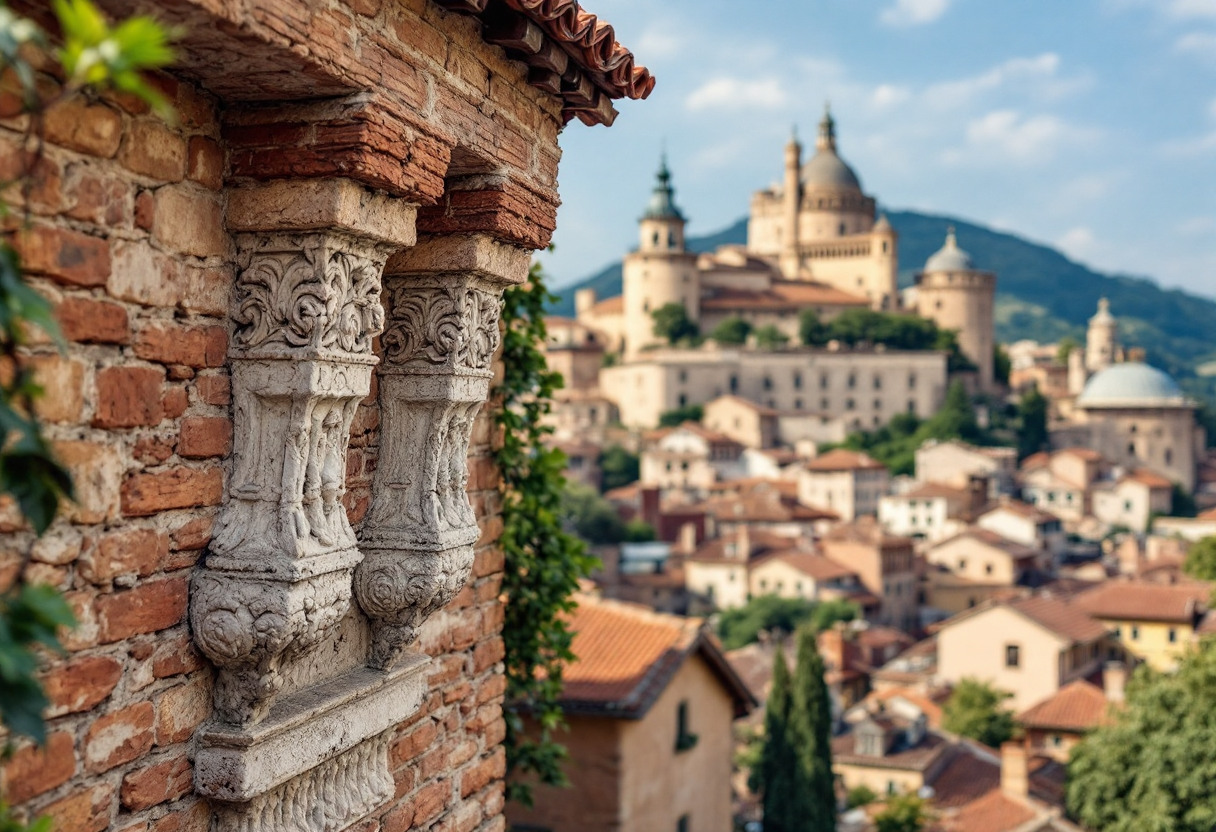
[385,233,532,285]
[226,179,418,248]
[195,653,429,802]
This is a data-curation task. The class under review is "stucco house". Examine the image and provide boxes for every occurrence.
[508,595,755,832]
[1075,579,1210,670]
[798,448,890,521]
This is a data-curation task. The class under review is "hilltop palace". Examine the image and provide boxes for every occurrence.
[548,109,1204,487]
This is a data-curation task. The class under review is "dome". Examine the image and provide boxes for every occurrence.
[924,227,974,272]
[1077,362,1187,408]
[801,151,862,190]
[641,155,685,222]
[1089,297,1115,327]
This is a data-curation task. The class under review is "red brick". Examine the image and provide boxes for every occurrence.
[55,440,123,524]
[162,385,189,419]
[135,322,227,368]
[179,416,233,458]
[472,636,504,672]
[97,576,188,642]
[133,435,176,465]
[171,516,213,551]
[44,97,122,157]
[94,366,165,428]
[81,527,168,583]
[57,296,130,344]
[17,224,110,287]
[410,779,451,828]
[187,136,224,190]
[29,354,85,423]
[41,783,114,832]
[151,632,204,678]
[391,720,438,765]
[153,186,227,257]
[194,373,230,406]
[135,189,155,230]
[121,754,192,810]
[61,589,99,652]
[119,120,187,181]
[151,801,210,832]
[459,747,506,798]
[156,677,211,744]
[121,467,224,517]
[84,701,155,773]
[65,173,128,226]
[43,654,123,716]
[381,800,414,832]
[3,731,75,803]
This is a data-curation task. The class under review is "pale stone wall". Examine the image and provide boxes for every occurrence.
[925,536,1027,585]
[878,494,955,541]
[685,561,749,610]
[937,607,1068,711]
[1077,406,1198,491]
[916,268,996,391]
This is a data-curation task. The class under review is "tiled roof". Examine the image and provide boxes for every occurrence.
[700,483,837,524]
[561,595,754,717]
[1075,580,1209,624]
[1056,447,1104,462]
[937,790,1036,832]
[1017,680,1109,732]
[867,687,948,730]
[688,529,798,563]
[929,746,1000,808]
[831,730,950,772]
[700,280,870,312]
[931,528,1042,562]
[762,552,858,582]
[1124,468,1173,489]
[894,483,970,502]
[586,294,623,314]
[1199,506,1216,520]
[982,499,1059,524]
[806,448,887,472]
[823,519,912,549]
[1009,595,1109,644]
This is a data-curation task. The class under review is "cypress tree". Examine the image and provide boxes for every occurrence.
[789,627,837,831]
[760,648,797,832]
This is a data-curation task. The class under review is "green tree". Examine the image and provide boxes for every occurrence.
[1183,536,1216,581]
[846,785,878,809]
[658,403,704,427]
[716,595,858,650]
[622,520,655,542]
[754,324,790,350]
[1056,336,1079,365]
[1171,485,1197,518]
[788,627,837,831]
[1067,640,1216,832]
[923,380,981,443]
[759,649,798,832]
[874,794,929,832]
[598,444,638,491]
[562,483,626,544]
[799,309,830,346]
[710,316,751,345]
[1016,385,1049,459]
[941,678,1015,747]
[994,345,1012,385]
[651,302,698,344]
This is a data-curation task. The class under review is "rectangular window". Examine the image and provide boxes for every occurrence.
[675,701,698,752]
[1169,628,1177,643]
[1131,626,1140,641]
[677,815,690,832]
[1005,644,1020,668]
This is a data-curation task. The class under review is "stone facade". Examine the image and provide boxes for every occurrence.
[0,1,649,831]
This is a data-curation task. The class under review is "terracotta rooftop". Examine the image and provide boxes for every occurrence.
[1017,680,1109,733]
[760,552,858,583]
[931,528,1042,562]
[929,746,1000,808]
[1057,447,1104,462]
[1075,579,1209,624]
[688,529,798,564]
[585,294,623,315]
[699,483,837,524]
[1008,594,1110,643]
[982,499,1059,525]
[700,280,870,312]
[893,482,970,502]
[936,790,1037,832]
[823,518,912,549]
[867,687,948,731]
[831,730,951,772]
[561,595,755,717]
[1124,468,1174,489]
[805,448,887,472]
[1199,506,1216,520]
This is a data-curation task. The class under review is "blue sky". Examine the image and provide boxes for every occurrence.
[539,0,1216,299]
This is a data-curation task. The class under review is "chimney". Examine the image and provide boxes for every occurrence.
[1001,741,1029,800]
[678,521,698,555]
[1103,661,1126,704]
[640,487,661,530]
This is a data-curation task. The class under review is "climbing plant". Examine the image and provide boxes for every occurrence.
[495,261,598,805]
[0,6,173,824]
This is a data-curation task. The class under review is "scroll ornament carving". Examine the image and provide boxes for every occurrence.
[380,282,501,373]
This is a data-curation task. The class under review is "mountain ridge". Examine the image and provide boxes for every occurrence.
[548,210,1216,398]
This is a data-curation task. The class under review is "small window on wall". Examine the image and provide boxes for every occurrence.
[675,701,698,752]
[1169,628,1177,643]
[730,375,739,393]
[1005,644,1021,668]
[677,815,690,832]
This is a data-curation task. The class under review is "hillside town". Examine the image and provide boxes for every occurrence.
[523,108,1216,832]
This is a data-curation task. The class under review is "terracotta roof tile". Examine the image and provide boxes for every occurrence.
[983,499,1059,524]
[930,528,1042,562]
[586,294,623,314]
[831,730,951,772]
[938,790,1036,832]
[895,483,970,501]
[1057,447,1104,462]
[700,280,870,312]
[1124,468,1173,489]
[700,483,836,524]
[1017,680,1109,732]
[688,529,799,563]
[763,552,858,582]
[1009,594,1109,644]
[806,448,887,472]
[1075,580,1209,624]
[929,747,1000,808]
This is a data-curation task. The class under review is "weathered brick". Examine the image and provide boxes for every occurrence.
[97,576,189,642]
[121,753,192,810]
[65,173,128,226]
[17,224,110,287]
[162,385,189,419]
[156,676,211,744]
[472,636,504,672]
[84,701,155,773]
[121,467,224,516]
[30,524,83,565]
[41,782,114,832]
[187,136,224,190]
[133,434,176,465]
[120,120,187,181]
[3,731,76,803]
[81,527,168,583]
[410,779,451,828]
[135,322,227,368]
[44,97,123,157]
[61,589,99,652]
[153,186,227,257]
[29,354,85,423]
[94,365,165,428]
[57,296,130,344]
[178,416,233,458]
[194,374,230,406]
[459,747,506,798]
[54,440,123,524]
[135,189,155,230]
[171,515,213,551]
[151,632,205,678]
[391,720,438,766]
[151,800,210,832]
[43,654,123,716]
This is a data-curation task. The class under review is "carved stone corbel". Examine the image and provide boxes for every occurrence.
[354,235,531,669]
[192,229,394,725]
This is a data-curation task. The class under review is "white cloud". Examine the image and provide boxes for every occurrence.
[880,0,952,27]
[923,53,1089,110]
[951,110,1099,164]
[871,84,912,109]
[1057,227,1098,260]
[685,76,787,111]
[1162,129,1216,156]
[1167,0,1216,18]
[1175,31,1216,56]
[634,27,684,60]
[1177,215,1216,235]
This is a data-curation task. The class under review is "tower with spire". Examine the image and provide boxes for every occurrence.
[621,155,699,358]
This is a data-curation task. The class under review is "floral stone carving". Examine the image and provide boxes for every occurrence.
[355,275,503,669]
[192,232,393,726]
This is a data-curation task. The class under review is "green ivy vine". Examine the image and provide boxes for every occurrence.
[495,261,597,806]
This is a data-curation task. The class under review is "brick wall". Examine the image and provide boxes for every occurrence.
[0,0,544,829]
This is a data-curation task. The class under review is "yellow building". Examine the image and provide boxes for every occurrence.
[1076,580,1210,671]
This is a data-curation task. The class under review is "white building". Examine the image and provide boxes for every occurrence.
[798,449,890,521]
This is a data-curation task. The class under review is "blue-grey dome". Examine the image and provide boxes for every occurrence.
[641,156,685,222]
[925,228,974,272]
[1077,362,1187,408]
[801,151,862,190]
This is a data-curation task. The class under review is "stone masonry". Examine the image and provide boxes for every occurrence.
[0,2,650,831]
